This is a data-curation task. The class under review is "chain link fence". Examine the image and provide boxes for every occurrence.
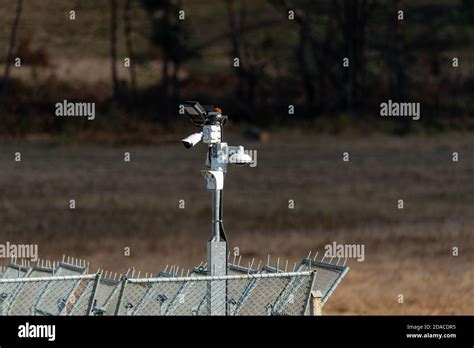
[296,259,349,305]
[0,257,350,316]
[0,271,315,316]
[0,274,97,315]
[116,271,314,316]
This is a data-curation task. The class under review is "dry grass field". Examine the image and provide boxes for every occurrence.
[0,131,473,314]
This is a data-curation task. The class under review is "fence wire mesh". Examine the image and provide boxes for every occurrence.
[117,271,314,316]
[2,267,53,315]
[296,259,349,304]
[0,274,97,316]
[0,258,349,316]
[69,276,120,316]
[1,265,29,279]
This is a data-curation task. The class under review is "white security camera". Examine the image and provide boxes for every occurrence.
[182,132,203,149]
[229,146,252,165]
[229,152,252,165]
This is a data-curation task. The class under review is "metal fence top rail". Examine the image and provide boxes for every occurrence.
[0,273,96,283]
[301,258,348,272]
[128,270,314,283]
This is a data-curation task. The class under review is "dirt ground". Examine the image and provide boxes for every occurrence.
[0,132,473,314]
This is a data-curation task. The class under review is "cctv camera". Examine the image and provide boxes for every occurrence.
[229,152,252,165]
[229,147,252,165]
[182,132,203,149]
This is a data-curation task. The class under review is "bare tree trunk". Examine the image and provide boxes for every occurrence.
[160,2,171,121]
[172,61,180,107]
[161,48,170,120]
[316,13,337,113]
[226,0,245,101]
[123,0,137,101]
[296,22,315,112]
[276,1,314,111]
[0,0,23,106]
[110,0,119,99]
[334,0,374,115]
[172,0,183,106]
[226,0,262,124]
[387,0,411,133]
[388,0,407,101]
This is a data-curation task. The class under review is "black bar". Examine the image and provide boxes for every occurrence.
[0,316,472,346]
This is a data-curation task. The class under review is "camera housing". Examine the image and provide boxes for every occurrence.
[229,146,252,165]
[182,101,208,127]
[182,101,228,128]
[181,132,203,148]
[181,101,252,170]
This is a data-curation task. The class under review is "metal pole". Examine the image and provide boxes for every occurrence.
[87,271,102,315]
[212,190,220,242]
[208,188,227,315]
[114,277,128,316]
[181,102,252,316]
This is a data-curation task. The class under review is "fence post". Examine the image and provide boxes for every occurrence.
[114,276,128,316]
[87,271,102,315]
[207,240,227,316]
[310,290,323,316]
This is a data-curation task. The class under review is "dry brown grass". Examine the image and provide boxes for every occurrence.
[0,132,473,314]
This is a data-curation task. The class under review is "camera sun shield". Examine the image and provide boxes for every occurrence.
[183,101,207,127]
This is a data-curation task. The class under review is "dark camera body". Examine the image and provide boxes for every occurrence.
[182,101,227,127]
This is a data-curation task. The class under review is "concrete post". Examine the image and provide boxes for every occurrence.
[310,290,323,316]
[207,240,227,315]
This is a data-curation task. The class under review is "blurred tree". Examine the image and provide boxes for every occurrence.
[141,0,194,120]
[386,0,411,133]
[123,0,137,102]
[226,0,274,122]
[110,0,119,99]
[387,0,407,102]
[0,0,23,107]
[333,0,376,115]
[270,0,340,116]
[270,0,315,112]
[461,0,474,22]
